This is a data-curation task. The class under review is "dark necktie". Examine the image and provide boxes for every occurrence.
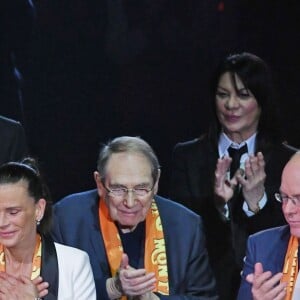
[228,144,248,178]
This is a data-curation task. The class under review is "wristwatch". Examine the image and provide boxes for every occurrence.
[115,269,123,294]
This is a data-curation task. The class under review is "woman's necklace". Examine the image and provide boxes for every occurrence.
[6,259,30,278]
[0,234,42,279]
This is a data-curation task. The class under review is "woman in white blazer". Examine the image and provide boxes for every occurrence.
[0,158,96,299]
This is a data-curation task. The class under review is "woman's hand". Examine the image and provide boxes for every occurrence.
[237,152,266,211]
[215,152,266,213]
[214,156,237,203]
[32,276,49,298]
[0,272,49,300]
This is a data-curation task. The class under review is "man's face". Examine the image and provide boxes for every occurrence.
[281,155,300,237]
[96,152,158,231]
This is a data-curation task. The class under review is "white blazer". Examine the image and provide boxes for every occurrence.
[55,243,96,300]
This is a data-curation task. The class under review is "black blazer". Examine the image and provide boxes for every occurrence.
[170,134,293,300]
[0,115,28,165]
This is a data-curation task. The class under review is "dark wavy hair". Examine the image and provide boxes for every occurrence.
[0,157,52,234]
[208,52,282,152]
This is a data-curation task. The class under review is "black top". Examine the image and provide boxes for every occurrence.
[118,221,145,269]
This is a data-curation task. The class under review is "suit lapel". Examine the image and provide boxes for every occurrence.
[272,226,290,273]
[261,145,272,166]
[41,235,59,300]
[207,141,219,179]
[90,198,111,277]
[193,137,218,198]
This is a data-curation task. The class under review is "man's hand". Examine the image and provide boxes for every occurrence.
[246,262,286,300]
[118,253,156,297]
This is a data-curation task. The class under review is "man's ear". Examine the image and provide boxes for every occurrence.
[94,171,104,196]
[153,169,161,194]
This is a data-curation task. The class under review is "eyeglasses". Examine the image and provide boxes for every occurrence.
[103,184,154,198]
[274,193,300,207]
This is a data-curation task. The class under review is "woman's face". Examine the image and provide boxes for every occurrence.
[0,181,45,249]
[215,72,261,143]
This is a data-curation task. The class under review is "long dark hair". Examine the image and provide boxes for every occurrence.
[0,157,52,234]
[208,52,282,152]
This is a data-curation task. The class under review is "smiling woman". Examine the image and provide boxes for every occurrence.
[170,52,294,300]
[215,72,261,143]
[0,158,96,299]
[0,181,45,254]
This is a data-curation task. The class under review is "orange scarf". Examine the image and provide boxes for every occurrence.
[99,198,169,297]
[281,235,299,300]
[0,234,42,280]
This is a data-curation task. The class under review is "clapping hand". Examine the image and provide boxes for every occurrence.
[0,272,49,300]
[246,262,286,300]
[118,253,156,297]
[215,156,239,202]
[215,152,266,211]
[237,152,266,211]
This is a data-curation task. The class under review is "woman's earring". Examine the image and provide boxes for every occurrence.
[36,219,41,226]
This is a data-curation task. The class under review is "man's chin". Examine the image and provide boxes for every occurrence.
[289,226,300,238]
[118,217,143,231]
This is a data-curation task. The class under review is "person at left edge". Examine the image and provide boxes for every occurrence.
[0,157,96,299]
[51,136,218,300]
[1,0,35,122]
[0,115,28,165]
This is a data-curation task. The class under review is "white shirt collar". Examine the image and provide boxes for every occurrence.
[218,132,257,158]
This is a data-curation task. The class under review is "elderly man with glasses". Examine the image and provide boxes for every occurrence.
[238,152,300,300]
[51,136,218,300]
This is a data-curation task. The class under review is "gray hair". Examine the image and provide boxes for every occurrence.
[97,136,160,183]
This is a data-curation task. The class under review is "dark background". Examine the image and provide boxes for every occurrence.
[3,0,300,201]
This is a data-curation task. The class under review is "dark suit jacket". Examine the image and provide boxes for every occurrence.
[0,115,28,165]
[170,134,293,300]
[51,190,218,300]
[1,0,35,121]
[237,225,290,300]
